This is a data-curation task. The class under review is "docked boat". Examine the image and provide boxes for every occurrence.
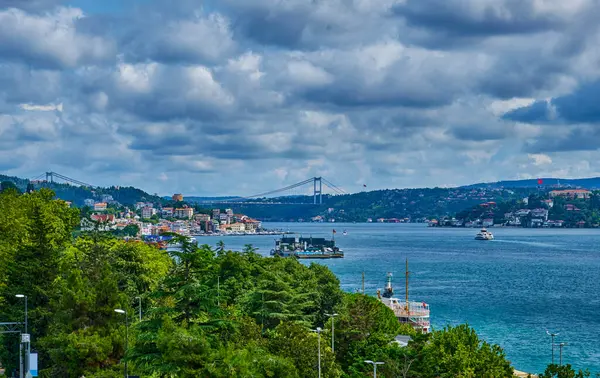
[270,236,343,259]
[377,259,431,333]
[475,228,494,240]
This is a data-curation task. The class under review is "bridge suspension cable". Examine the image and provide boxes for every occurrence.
[31,172,94,188]
[322,178,347,195]
[228,178,316,201]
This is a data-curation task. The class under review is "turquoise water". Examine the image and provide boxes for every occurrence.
[195,223,600,374]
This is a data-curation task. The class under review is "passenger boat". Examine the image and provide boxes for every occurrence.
[377,259,431,333]
[475,228,494,240]
[270,236,343,259]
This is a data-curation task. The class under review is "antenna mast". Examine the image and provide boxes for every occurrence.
[405,258,409,314]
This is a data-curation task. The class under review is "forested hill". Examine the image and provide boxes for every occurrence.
[231,187,536,222]
[463,177,600,189]
[0,173,162,206]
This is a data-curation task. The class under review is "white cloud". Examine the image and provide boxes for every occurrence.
[0,7,115,68]
[20,103,63,112]
[528,153,553,166]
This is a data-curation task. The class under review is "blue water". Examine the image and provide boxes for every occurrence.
[195,223,600,374]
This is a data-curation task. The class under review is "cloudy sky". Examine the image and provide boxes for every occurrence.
[1,0,599,196]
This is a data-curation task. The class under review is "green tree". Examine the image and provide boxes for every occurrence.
[538,364,596,378]
[0,189,80,372]
[267,322,341,378]
[39,236,171,377]
[418,324,513,377]
[334,293,403,374]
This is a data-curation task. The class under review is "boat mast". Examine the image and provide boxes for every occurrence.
[405,258,409,314]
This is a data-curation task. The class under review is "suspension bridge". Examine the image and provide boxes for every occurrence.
[30,172,347,205]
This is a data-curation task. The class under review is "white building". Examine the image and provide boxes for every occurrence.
[142,207,156,219]
[175,207,194,219]
[94,202,108,211]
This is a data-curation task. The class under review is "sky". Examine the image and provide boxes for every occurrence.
[1,0,600,196]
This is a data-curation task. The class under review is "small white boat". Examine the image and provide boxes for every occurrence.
[475,228,494,240]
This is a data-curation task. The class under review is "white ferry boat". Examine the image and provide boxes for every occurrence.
[377,260,431,333]
[475,228,494,240]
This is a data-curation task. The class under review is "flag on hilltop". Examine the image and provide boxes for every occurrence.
[538,178,543,185]
[333,229,336,234]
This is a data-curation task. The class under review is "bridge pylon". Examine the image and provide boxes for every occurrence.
[313,177,322,205]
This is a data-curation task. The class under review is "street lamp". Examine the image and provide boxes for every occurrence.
[558,342,568,366]
[312,327,322,378]
[114,309,129,378]
[16,295,28,378]
[546,329,559,365]
[365,360,384,378]
[325,313,338,352]
[135,297,142,322]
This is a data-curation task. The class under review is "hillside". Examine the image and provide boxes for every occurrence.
[228,187,536,222]
[463,177,600,189]
[0,174,163,206]
[453,190,600,228]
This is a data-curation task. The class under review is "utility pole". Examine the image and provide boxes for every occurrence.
[325,313,338,352]
[559,342,568,366]
[365,361,385,378]
[136,297,142,322]
[405,258,410,314]
[15,295,28,378]
[312,328,322,378]
[546,330,559,365]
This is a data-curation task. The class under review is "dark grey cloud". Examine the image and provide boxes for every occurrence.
[525,126,600,153]
[0,0,63,12]
[504,81,600,124]
[449,124,511,142]
[392,0,564,38]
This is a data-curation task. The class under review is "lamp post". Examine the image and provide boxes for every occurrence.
[114,309,128,378]
[15,295,28,378]
[546,330,559,365]
[559,342,568,366]
[325,313,338,352]
[135,297,142,322]
[365,360,384,378]
[312,327,322,378]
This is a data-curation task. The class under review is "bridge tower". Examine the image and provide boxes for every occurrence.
[46,172,53,183]
[313,177,322,205]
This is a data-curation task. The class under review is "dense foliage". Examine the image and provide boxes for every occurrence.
[0,188,577,377]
